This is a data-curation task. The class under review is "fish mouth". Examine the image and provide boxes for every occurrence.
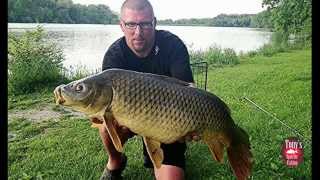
[54,85,66,105]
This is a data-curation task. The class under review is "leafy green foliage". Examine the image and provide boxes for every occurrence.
[8,0,119,24]
[256,43,285,57]
[255,31,287,56]
[251,29,311,57]
[250,10,274,29]
[190,46,239,66]
[63,64,93,81]
[8,26,65,95]
[262,0,312,43]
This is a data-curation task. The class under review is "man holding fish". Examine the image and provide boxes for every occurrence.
[98,0,194,179]
[53,0,253,180]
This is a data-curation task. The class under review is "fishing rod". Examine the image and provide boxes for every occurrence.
[241,96,311,146]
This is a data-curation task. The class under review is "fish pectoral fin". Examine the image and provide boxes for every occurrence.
[143,137,163,169]
[103,116,123,152]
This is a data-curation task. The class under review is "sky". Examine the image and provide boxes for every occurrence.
[72,0,266,20]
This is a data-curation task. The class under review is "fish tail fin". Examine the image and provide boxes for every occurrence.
[226,125,253,180]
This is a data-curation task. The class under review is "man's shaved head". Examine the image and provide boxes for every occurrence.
[120,0,154,18]
[119,0,156,58]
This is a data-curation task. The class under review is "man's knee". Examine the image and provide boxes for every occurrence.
[154,165,185,180]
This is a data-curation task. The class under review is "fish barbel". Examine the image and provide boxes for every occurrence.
[54,68,253,180]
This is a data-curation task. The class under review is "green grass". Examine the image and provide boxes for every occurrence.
[204,49,311,179]
[8,88,54,110]
[8,49,311,179]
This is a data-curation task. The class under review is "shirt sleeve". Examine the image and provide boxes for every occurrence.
[169,37,194,83]
[102,39,125,71]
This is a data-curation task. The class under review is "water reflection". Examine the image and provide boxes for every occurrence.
[8,23,272,71]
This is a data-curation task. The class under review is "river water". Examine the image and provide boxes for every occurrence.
[8,23,272,71]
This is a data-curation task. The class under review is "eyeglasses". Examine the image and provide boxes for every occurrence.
[122,19,155,30]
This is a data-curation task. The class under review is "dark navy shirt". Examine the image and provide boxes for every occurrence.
[102,30,194,83]
[102,30,191,169]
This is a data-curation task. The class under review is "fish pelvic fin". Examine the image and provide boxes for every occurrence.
[103,114,123,152]
[203,132,226,163]
[143,137,164,169]
[226,125,253,180]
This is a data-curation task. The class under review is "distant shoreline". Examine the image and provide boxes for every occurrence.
[8,22,271,30]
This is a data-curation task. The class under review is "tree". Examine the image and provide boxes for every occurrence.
[262,0,312,40]
[251,10,273,29]
[8,0,119,24]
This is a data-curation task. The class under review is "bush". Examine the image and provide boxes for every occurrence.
[190,45,239,66]
[251,32,287,57]
[8,26,65,95]
[63,64,93,81]
[257,43,285,57]
[189,49,205,63]
[223,48,239,65]
[288,31,312,50]
[245,50,258,57]
[253,31,311,57]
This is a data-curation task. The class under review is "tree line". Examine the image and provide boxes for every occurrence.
[158,0,311,42]
[8,0,274,29]
[157,13,270,28]
[8,0,119,24]
[9,0,311,42]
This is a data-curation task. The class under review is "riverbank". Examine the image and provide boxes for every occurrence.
[8,49,311,179]
[8,23,272,72]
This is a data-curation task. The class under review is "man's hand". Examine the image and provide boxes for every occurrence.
[178,131,201,142]
[91,117,135,139]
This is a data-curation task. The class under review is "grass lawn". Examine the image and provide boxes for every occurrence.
[8,49,311,180]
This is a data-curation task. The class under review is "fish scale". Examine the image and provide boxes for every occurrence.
[108,70,228,143]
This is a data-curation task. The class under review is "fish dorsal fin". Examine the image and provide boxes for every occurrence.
[103,113,123,152]
[142,72,192,87]
[108,68,193,87]
[143,137,164,169]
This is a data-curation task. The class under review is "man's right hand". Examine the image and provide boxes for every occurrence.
[178,131,201,142]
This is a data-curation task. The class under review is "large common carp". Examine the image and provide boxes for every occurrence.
[54,68,253,180]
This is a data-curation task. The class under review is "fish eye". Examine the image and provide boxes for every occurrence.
[75,84,84,92]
